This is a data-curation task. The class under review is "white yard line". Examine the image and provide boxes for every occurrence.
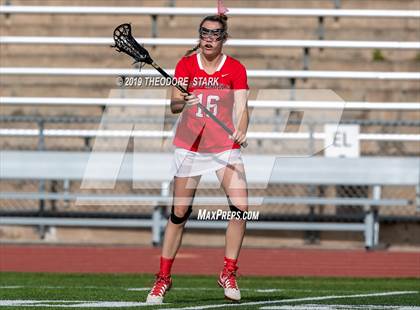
[0,299,418,309]
[0,291,417,308]
[127,287,253,291]
[260,291,419,310]
[0,300,167,307]
[0,289,417,309]
[161,291,419,310]
[260,305,420,310]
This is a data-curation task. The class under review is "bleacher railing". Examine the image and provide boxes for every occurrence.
[2,36,419,70]
[1,67,419,84]
[1,97,419,110]
[1,5,419,40]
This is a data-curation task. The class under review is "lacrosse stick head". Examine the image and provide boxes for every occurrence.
[112,23,153,65]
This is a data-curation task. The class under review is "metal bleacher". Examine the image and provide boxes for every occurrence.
[1,37,419,71]
[2,67,419,80]
[1,151,418,248]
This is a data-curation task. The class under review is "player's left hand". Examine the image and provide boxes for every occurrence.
[230,130,247,145]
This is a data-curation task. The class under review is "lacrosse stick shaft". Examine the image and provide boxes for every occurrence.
[150,62,248,148]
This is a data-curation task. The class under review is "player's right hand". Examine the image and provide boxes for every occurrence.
[183,93,200,108]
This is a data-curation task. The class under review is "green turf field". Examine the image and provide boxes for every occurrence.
[0,272,419,309]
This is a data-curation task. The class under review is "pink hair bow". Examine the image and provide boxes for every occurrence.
[217,0,229,15]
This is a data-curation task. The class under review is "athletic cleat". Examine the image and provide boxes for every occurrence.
[146,273,172,304]
[218,267,241,301]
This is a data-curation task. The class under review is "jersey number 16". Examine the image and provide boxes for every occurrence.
[195,94,219,118]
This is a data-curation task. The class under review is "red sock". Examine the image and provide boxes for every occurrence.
[223,256,238,273]
[159,256,175,276]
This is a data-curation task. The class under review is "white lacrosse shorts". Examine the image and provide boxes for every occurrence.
[170,147,243,177]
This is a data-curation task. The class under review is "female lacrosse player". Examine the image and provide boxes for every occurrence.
[147,7,249,305]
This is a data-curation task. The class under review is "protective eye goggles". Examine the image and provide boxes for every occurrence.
[199,27,226,41]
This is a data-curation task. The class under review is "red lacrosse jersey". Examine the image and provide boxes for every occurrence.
[173,53,248,153]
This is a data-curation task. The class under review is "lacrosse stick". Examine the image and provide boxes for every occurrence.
[111,23,247,148]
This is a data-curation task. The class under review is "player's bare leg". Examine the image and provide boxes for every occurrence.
[217,163,248,259]
[146,175,200,304]
[216,163,248,301]
[162,175,201,258]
